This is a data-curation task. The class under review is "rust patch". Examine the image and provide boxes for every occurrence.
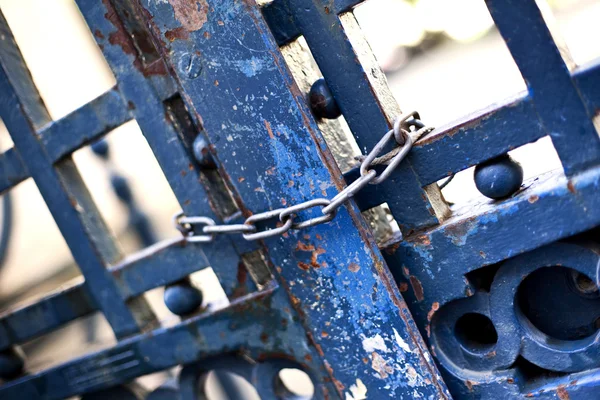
[298,262,310,271]
[557,386,570,400]
[296,241,326,268]
[528,194,539,203]
[371,351,393,379]
[348,263,360,273]
[427,302,440,321]
[165,26,189,41]
[567,180,577,194]
[167,0,209,31]
[409,276,424,301]
[465,380,475,392]
[384,242,400,254]
[399,282,409,292]
[94,29,105,39]
[323,360,344,392]
[264,120,274,139]
[321,331,329,338]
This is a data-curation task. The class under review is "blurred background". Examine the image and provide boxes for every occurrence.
[0,0,597,397]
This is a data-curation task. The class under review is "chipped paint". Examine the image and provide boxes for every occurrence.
[393,328,411,353]
[361,334,389,353]
[345,378,367,400]
[167,0,209,31]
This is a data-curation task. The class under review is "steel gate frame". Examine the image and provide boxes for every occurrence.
[0,0,597,399]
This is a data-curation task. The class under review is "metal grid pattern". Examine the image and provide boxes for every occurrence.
[0,0,597,399]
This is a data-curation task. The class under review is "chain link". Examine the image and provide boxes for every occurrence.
[175,112,433,242]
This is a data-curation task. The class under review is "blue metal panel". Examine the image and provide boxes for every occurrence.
[138,0,449,398]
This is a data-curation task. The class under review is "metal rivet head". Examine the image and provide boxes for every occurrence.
[163,281,203,316]
[308,78,342,119]
[91,139,110,159]
[110,174,133,204]
[0,348,24,380]
[474,154,523,200]
[192,135,216,169]
[178,52,202,80]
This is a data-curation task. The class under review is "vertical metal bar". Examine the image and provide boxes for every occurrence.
[282,1,447,231]
[137,0,451,397]
[74,0,258,298]
[0,66,148,338]
[486,0,600,175]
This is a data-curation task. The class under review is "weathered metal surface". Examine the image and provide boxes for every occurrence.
[136,0,449,398]
[0,0,598,398]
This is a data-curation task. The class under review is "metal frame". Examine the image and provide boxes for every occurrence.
[0,0,598,399]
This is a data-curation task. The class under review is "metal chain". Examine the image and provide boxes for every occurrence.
[174,112,434,242]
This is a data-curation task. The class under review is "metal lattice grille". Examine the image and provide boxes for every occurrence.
[0,0,598,399]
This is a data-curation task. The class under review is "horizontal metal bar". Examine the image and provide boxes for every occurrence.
[39,88,132,162]
[412,93,544,184]
[382,165,600,326]
[0,280,92,350]
[111,238,211,299]
[0,238,211,350]
[346,94,545,211]
[0,288,279,400]
[261,0,366,46]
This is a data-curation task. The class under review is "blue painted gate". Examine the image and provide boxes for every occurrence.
[0,0,598,399]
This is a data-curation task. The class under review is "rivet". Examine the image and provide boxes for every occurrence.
[0,348,24,380]
[308,78,341,119]
[474,154,523,200]
[178,52,202,80]
[164,281,203,316]
[192,135,216,169]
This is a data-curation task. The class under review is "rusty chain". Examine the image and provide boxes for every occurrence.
[174,112,434,242]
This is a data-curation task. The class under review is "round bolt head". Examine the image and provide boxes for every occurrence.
[110,174,133,204]
[0,348,24,380]
[192,135,217,169]
[91,139,110,159]
[164,282,203,316]
[474,154,523,200]
[308,78,342,119]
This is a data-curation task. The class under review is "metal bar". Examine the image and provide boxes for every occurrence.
[0,10,49,129]
[284,1,442,231]
[0,148,28,194]
[0,281,93,351]
[75,0,258,298]
[0,67,147,339]
[0,239,210,348]
[260,0,366,45]
[486,0,600,175]
[110,238,211,299]
[345,94,546,211]
[138,0,450,397]
[0,289,281,400]
[0,238,213,350]
[573,58,600,117]
[39,88,132,162]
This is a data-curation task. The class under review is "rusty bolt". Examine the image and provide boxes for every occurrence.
[178,52,202,80]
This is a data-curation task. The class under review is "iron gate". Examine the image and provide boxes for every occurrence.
[0,0,599,399]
